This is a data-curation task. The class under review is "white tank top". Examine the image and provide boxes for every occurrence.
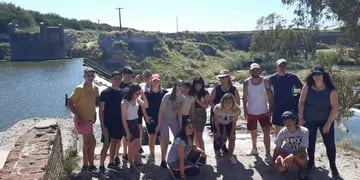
[247,78,268,115]
[123,100,139,120]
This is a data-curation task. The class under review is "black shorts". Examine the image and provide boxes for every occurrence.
[219,123,233,138]
[137,117,143,125]
[105,122,124,140]
[127,119,140,142]
[145,118,158,134]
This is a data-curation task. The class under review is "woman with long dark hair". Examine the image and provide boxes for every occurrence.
[190,76,209,153]
[298,66,341,179]
[121,84,148,174]
[167,120,206,180]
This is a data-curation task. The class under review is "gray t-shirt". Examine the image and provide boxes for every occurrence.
[162,93,185,121]
[274,126,309,153]
[167,137,187,163]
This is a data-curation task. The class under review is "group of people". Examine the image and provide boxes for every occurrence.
[67,58,342,179]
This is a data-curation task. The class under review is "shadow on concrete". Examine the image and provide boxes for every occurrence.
[216,155,254,180]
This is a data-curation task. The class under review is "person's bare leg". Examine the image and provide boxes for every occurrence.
[100,142,110,166]
[196,130,205,151]
[160,136,169,161]
[109,139,119,164]
[148,134,155,156]
[88,134,96,166]
[263,127,271,154]
[228,138,235,156]
[250,130,257,150]
[82,135,89,167]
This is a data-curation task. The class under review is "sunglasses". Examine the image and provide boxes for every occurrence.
[86,73,95,77]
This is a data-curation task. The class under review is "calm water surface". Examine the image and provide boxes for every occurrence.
[0,59,84,130]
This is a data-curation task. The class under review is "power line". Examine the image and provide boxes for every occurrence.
[115,8,123,31]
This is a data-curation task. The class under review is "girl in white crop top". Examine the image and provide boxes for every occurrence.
[121,84,148,170]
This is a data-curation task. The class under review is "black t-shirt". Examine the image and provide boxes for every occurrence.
[145,89,168,121]
[100,87,124,126]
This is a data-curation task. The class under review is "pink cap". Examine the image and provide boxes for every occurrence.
[151,74,160,81]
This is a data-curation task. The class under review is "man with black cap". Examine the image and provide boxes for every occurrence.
[272,111,309,180]
[268,59,303,135]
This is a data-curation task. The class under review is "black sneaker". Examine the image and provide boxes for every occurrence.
[160,161,167,168]
[122,154,128,161]
[88,165,99,176]
[99,165,106,174]
[81,165,88,172]
[139,147,144,154]
[221,145,229,154]
[114,156,120,166]
[331,168,343,180]
[107,163,121,171]
[298,169,307,180]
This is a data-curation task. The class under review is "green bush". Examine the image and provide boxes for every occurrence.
[61,149,79,179]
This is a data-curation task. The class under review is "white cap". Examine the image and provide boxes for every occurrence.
[276,59,287,66]
[250,63,260,70]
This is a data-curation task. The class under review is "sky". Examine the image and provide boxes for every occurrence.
[2,0,299,32]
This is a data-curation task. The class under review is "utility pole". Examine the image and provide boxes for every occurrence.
[115,8,123,31]
[176,16,179,33]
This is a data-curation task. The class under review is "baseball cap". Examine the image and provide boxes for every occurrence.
[151,74,160,81]
[122,66,133,74]
[111,71,121,77]
[281,111,297,121]
[84,67,96,73]
[276,59,287,66]
[176,79,185,86]
[250,63,260,70]
[311,65,325,75]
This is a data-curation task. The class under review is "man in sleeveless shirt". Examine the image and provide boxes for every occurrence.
[243,63,273,163]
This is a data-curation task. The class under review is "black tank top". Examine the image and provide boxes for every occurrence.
[213,85,236,104]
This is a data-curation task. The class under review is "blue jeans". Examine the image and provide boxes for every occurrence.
[306,121,337,172]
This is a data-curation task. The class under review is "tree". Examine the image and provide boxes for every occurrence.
[282,0,360,59]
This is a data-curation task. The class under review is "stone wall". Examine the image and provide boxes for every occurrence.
[0,124,63,179]
[9,23,66,61]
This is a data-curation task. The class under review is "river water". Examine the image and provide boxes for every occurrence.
[0,58,84,131]
[0,58,359,146]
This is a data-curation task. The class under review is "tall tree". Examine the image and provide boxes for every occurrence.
[282,0,360,59]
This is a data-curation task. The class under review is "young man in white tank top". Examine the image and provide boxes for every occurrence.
[243,63,273,163]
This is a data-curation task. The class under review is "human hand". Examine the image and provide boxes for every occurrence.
[126,133,131,142]
[322,122,332,134]
[180,174,186,180]
[144,116,151,124]
[299,118,305,126]
[155,125,160,133]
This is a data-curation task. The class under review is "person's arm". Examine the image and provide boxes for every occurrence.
[272,131,283,163]
[156,99,166,133]
[264,78,274,113]
[323,90,339,134]
[214,110,220,137]
[298,84,309,126]
[242,80,249,120]
[121,101,130,141]
[137,90,149,109]
[233,87,241,106]
[177,145,186,178]
[67,88,85,122]
[190,98,196,122]
[99,101,107,136]
[209,88,216,108]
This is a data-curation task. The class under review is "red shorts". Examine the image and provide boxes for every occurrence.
[246,113,271,130]
[74,118,94,135]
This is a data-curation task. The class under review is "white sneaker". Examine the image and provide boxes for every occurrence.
[246,148,259,156]
[229,156,237,165]
[265,154,272,164]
